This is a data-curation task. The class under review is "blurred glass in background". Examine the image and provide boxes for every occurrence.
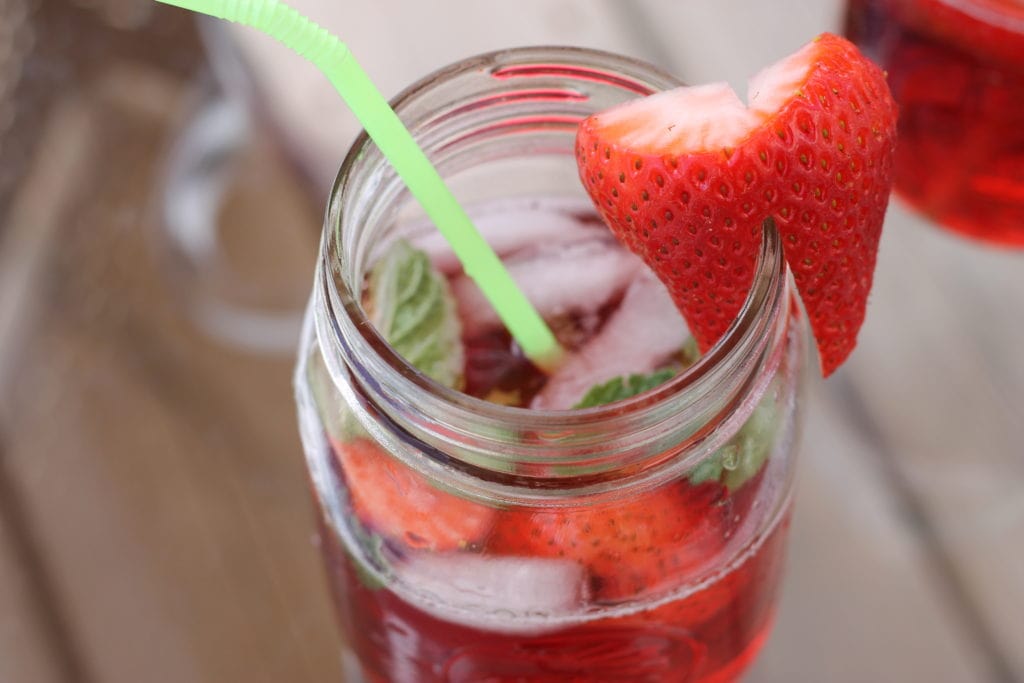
[845,0,1024,247]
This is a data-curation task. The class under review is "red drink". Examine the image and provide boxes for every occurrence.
[318,471,791,683]
[845,0,1024,246]
[295,49,806,683]
[300,197,801,683]
[308,199,796,682]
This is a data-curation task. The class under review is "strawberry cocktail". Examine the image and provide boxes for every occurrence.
[311,199,796,682]
[295,38,895,683]
[845,0,1024,246]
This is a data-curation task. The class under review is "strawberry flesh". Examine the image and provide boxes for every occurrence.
[334,438,494,551]
[487,481,728,601]
[576,33,897,375]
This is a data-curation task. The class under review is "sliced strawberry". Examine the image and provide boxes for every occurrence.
[333,438,494,551]
[575,33,897,375]
[487,481,728,601]
[610,507,791,635]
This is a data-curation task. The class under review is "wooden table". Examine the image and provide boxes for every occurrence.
[1,1,1022,681]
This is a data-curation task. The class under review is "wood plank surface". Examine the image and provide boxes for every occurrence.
[0,61,338,682]
[624,3,1024,679]
[0,528,63,683]
[2,1,1023,682]
[750,383,991,682]
[0,438,74,683]
[0,89,99,683]
[214,2,1024,681]
[842,204,1024,682]
[225,0,676,189]
[628,0,846,90]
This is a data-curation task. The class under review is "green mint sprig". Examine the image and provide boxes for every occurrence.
[352,241,467,589]
[572,360,778,490]
[367,239,465,389]
[573,369,677,409]
[312,241,465,442]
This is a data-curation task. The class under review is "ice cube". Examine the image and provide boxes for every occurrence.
[531,271,690,410]
[393,553,590,634]
[410,198,605,274]
[451,239,643,338]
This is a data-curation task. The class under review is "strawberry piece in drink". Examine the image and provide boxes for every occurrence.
[334,438,494,551]
[575,33,898,375]
[487,481,728,601]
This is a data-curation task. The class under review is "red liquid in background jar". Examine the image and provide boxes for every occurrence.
[845,0,1024,246]
[312,197,793,682]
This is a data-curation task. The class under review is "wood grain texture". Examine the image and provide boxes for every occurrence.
[0,446,73,683]
[225,0,676,189]
[0,65,337,682]
[619,3,1024,679]
[0,541,64,683]
[626,0,846,90]
[750,383,992,682]
[842,203,1024,682]
[0,95,96,393]
[2,1,1023,681]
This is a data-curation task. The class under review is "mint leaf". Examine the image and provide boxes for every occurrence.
[688,455,725,486]
[721,399,779,491]
[694,399,779,491]
[573,368,677,409]
[570,362,779,491]
[347,522,389,591]
[330,241,468,593]
[368,240,464,389]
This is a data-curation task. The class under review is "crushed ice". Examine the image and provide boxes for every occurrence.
[532,270,690,410]
[450,239,642,338]
[394,553,590,634]
[410,198,604,274]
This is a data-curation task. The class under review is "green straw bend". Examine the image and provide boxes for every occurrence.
[157,0,564,370]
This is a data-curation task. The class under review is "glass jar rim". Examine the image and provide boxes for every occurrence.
[314,46,794,489]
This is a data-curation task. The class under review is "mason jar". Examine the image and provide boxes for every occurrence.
[294,46,807,683]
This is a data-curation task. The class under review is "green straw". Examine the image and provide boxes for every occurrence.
[157,0,564,370]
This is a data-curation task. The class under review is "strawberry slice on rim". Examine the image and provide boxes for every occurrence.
[575,33,897,375]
